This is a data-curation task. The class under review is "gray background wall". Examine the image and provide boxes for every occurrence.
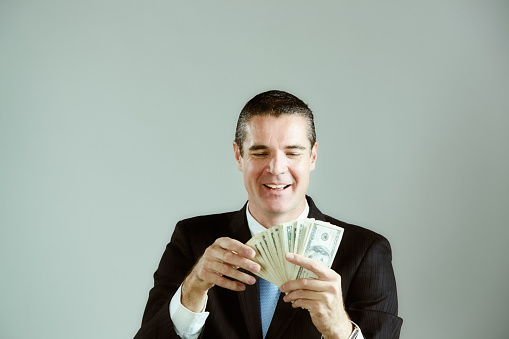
[1,1,508,338]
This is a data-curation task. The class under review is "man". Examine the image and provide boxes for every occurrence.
[135,90,402,339]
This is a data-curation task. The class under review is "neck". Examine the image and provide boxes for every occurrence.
[247,202,307,228]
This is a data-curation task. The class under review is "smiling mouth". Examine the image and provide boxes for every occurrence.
[264,184,291,190]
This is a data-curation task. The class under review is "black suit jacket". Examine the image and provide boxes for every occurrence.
[135,197,402,338]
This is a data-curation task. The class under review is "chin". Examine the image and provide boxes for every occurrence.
[263,202,293,216]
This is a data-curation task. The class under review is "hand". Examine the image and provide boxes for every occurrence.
[280,253,352,339]
[181,237,261,312]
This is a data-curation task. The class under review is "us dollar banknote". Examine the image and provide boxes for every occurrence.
[246,218,344,286]
[295,220,344,279]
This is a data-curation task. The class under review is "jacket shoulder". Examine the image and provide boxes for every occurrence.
[178,211,238,226]
[322,214,390,249]
[172,210,241,241]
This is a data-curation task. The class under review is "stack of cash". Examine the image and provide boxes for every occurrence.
[246,218,344,287]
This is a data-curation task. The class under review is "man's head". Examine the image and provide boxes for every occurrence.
[234,90,316,157]
[233,90,318,227]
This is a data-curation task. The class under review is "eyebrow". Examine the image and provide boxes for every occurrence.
[248,145,269,151]
[285,145,307,150]
[248,144,307,151]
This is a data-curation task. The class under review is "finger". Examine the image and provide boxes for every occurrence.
[199,268,248,291]
[288,298,321,311]
[283,288,325,303]
[216,237,256,259]
[285,253,330,279]
[207,260,257,285]
[205,243,260,274]
[220,248,261,274]
[280,278,330,294]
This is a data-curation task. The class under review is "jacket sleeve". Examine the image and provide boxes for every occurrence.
[346,236,403,339]
[134,220,202,339]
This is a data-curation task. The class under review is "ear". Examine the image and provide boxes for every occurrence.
[310,141,318,171]
[233,141,243,171]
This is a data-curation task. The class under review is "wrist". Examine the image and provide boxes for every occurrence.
[323,320,352,339]
[181,275,209,313]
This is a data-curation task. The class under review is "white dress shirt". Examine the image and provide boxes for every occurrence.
[169,202,364,339]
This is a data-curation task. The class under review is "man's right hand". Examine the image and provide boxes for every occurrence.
[181,237,261,312]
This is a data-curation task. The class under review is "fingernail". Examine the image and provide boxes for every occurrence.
[286,253,294,260]
[248,276,256,285]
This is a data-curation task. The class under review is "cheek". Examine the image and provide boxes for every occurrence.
[248,160,267,174]
[292,164,311,181]
[243,163,262,181]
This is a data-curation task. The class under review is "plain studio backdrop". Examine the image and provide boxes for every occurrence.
[1,1,508,338]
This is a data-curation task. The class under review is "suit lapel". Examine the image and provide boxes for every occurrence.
[230,206,264,339]
[306,195,326,221]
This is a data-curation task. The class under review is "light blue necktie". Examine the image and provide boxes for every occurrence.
[259,278,280,338]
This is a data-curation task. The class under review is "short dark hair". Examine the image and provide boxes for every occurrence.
[234,90,316,156]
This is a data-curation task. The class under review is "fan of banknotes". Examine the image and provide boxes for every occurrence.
[246,218,344,287]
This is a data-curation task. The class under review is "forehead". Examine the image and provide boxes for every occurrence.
[243,115,309,146]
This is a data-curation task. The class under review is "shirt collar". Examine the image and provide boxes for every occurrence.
[245,201,310,237]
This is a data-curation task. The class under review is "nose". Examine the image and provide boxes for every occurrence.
[267,151,287,175]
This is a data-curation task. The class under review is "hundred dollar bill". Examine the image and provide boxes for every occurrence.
[281,221,295,282]
[267,227,285,286]
[291,219,306,279]
[296,220,344,280]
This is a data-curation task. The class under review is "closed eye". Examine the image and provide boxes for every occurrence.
[285,145,306,158]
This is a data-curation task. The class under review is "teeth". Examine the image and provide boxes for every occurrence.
[265,184,287,189]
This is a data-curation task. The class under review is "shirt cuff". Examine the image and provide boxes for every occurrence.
[350,321,364,339]
[169,284,209,338]
[319,321,363,339]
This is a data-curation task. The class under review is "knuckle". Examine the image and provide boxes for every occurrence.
[223,251,234,262]
[217,264,228,275]
[215,237,228,247]
[204,246,214,257]
[199,269,213,282]
[300,279,308,288]
[194,263,207,276]
[224,237,233,246]
[327,283,338,294]
[322,293,332,305]
[315,308,326,319]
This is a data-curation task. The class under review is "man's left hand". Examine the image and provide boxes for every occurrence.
[280,253,353,339]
